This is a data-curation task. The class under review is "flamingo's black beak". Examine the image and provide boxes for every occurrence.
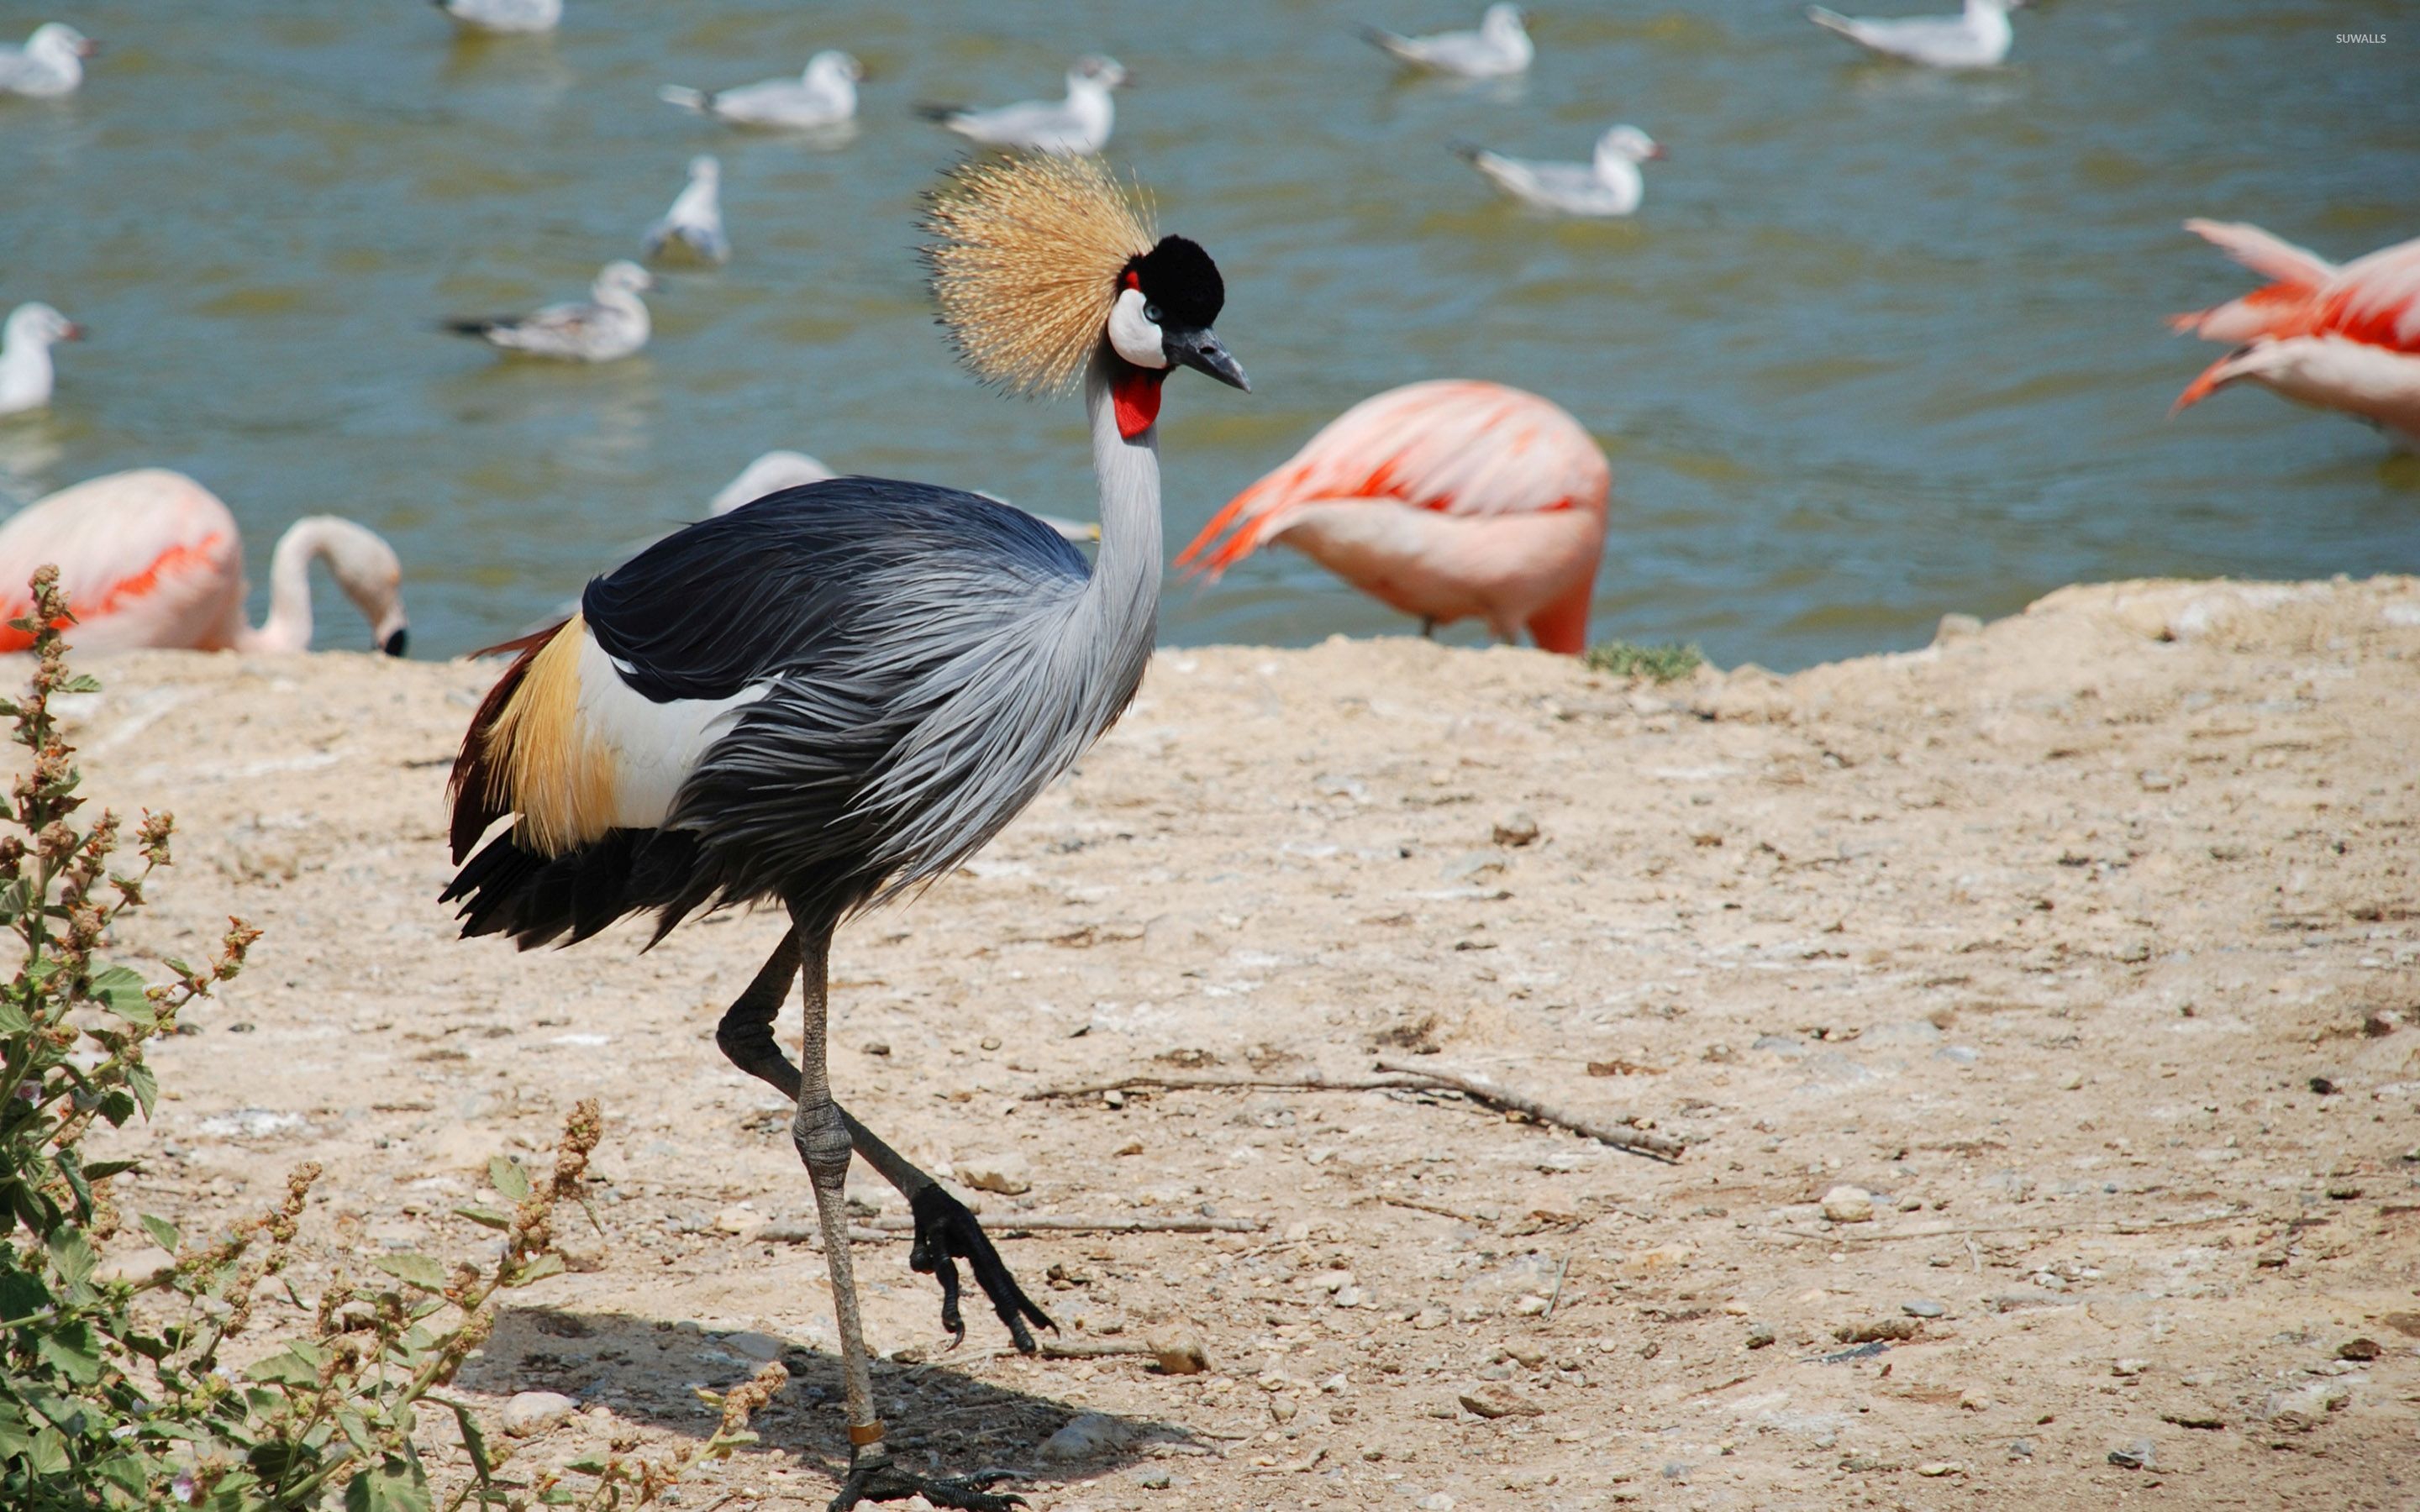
[382,627,410,658]
[1167,328,1248,392]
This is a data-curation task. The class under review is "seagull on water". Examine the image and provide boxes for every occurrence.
[659,50,860,131]
[431,0,562,36]
[1806,0,2015,70]
[644,155,729,265]
[0,22,94,97]
[1363,4,1533,78]
[919,55,1128,156]
[445,261,653,364]
[1460,125,1664,217]
[0,303,82,417]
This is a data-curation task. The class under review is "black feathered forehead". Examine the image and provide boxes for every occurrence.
[1122,236,1224,329]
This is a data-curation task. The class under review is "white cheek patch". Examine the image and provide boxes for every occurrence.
[1107,286,1168,368]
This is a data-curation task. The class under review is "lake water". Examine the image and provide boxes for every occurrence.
[4,1,2413,669]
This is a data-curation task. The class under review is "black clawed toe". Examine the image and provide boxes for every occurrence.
[908,1184,1055,1353]
[831,1457,1024,1512]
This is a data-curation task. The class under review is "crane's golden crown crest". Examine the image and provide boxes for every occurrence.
[923,153,1157,397]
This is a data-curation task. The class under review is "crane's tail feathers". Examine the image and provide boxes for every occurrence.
[1806,7,1860,38]
[442,826,713,951]
[913,102,965,123]
[657,84,708,113]
[2182,218,2335,285]
[448,621,563,861]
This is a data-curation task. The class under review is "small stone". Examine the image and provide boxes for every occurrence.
[1820,1185,1876,1224]
[1334,1284,1366,1309]
[1511,1293,1549,1316]
[94,1247,176,1285]
[1934,1045,1980,1065]
[2112,1357,2149,1377]
[1134,1467,1173,1490]
[1502,1342,1548,1368]
[1269,1396,1298,1423]
[1914,1461,1961,1478]
[713,1205,763,1237]
[2107,1439,2154,1471]
[559,1238,608,1273]
[2058,1072,2085,1091]
[502,1391,580,1437]
[1039,1412,1134,1461]
[1833,1318,1918,1344]
[1621,1242,1695,1273]
[1418,1495,1456,1512]
[979,1036,1001,1052]
[958,1152,1031,1195]
[1492,812,1540,848]
[1901,1299,1945,1319]
[2263,1381,2350,1430]
[1148,1334,1210,1375]
[1457,1383,1545,1420]
[1960,1390,1994,1413]
[1745,1321,1777,1349]
[1411,1308,1450,1331]
[861,1042,891,1057]
[723,1331,784,1362]
[2324,1179,2362,1200]
[2338,1337,2382,1362]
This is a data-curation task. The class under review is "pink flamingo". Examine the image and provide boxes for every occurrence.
[0,469,408,655]
[2171,219,2420,447]
[1176,380,1610,654]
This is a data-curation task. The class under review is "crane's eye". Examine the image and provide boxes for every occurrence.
[1144,302,1162,324]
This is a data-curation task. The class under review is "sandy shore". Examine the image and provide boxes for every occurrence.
[68,575,2420,1509]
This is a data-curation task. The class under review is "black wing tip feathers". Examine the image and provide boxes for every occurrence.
[913,102,963,123]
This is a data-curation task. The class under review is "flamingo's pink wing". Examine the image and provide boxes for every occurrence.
[1176,380,1609,575]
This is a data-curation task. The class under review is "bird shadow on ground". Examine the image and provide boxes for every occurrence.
[460,1305,1202,1494]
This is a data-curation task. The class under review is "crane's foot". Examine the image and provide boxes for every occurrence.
[908,1184,1055,1353]
[830,1452,1024,1511]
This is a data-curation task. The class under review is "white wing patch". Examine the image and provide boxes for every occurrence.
[574,633,771,830]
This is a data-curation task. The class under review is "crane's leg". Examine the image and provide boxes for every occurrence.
[788,923,1025,1512]
[714,937,1052,1354]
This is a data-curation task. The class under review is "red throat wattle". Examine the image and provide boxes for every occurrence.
[1112,364,1168,440]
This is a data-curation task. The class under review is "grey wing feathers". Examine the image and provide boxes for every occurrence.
[584,478,1102,930]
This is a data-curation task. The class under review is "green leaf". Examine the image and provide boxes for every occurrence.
[566,1457,612,1475]
[449,1400,494,1483]
[451,1205,512,1231]
[336,1408,377,1456]
[486,1156,531,1204]
[536,1491,576,1506]
[46,1226,97,1289]
[506,1252,565,1287]
[0,1257,49,1317]
[371,1253,450,1293]
[34,1320,102,1386]
[87,965,152,1023]
[27,1424,71,1475]
[58,674,101,695]
[124,1064,158,1120]
[344,1453,434,1512]
[245,1347,321,1388]
[139,1213,181,1253]
[81,1158,139,1180]
[95,1087,137,1129]
[0,995,29,1033]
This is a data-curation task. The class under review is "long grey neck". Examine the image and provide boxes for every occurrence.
[1076,344,1161,713]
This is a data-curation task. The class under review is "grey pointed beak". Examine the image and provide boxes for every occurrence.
[1168,328,1249,392]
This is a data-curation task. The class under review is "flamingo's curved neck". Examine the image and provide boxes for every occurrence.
[239,521,329,654]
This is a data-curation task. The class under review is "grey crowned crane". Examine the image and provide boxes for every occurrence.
[440,153,1247,1510]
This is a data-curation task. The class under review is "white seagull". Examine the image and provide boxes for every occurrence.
[1460,125,1664,217]
[0,303,83,417]
[919,55,1128,156]
[644,155,729,265]
[1363,3,1533,78]
[445,261,653,364]
[431,0,562,36]
[659,50,861,131]
[0,22,94,97]
[1806,0,2015,70]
